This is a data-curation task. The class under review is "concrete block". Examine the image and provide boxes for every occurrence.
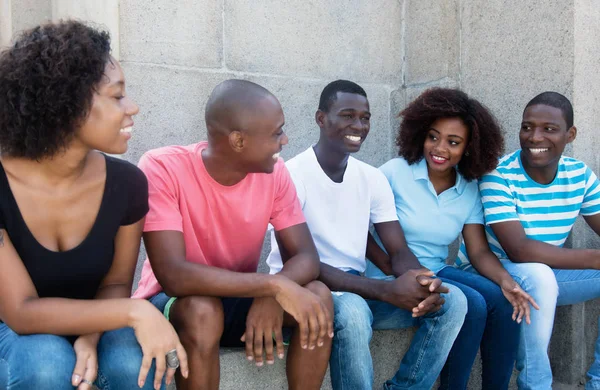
[404,0,460,85]
[224,0,403,85]
[119,63,233,164]
[460,0,574,153]
[120,0,223,68]
[551,304,587,384]
[1,0,51,47]
[218,328,417,390]
[51,0,120,59]
[573,0,600,174]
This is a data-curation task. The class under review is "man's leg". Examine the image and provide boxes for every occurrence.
[169,296,224,390]
[367,279,468,390]
[552,268,600,390]
[284,280,333,390]
[329,291,374,390]
[500,260,559,390]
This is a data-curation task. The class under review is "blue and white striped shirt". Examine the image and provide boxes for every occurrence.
[455,150,600,270]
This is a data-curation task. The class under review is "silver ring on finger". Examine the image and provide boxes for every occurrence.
[166,348,180,369]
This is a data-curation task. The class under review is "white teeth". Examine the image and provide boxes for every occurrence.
[345,135,361,142]
[432,155,447,162]
[120,126,132,133]
[272,153,280,159]
[529,148,548,153]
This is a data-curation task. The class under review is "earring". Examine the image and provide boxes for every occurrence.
[465,151,470,156]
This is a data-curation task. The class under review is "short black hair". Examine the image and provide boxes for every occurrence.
[318,79,367,112]
[397,88,504,181]
[0,20,111,160]
[525,91,574,128]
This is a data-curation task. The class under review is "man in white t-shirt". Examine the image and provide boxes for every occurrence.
[266,80,468,390]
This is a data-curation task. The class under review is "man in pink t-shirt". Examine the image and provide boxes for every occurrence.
[132,80,333,390]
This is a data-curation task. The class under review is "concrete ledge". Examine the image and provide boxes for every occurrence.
[165,301,599,389]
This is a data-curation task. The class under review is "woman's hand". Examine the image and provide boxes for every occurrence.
[130,300,189,389]
[500,278,540,324]
[72,334,100,389]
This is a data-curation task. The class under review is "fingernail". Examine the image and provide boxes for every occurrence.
[309,345,315,350]
[318,341,323,347]
[247,355,253,361]
[256,361,264,367]
[267,360,274,365]
[183,369,189,377]
[139,380,144,388]
[302,344,307,349]
[73,374,81,384]
[329,332,334,337]
[279,353,284,359]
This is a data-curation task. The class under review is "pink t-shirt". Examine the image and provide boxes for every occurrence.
[133,142,305,299]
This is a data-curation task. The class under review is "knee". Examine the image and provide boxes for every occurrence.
[15,335,75,389]
[333,293,372,341]
[516,263,558,303]
[305,280,333,311]
[172,296,224,348]
[463,289,488,323]
[438,284,468,322]
[97,328,144,386]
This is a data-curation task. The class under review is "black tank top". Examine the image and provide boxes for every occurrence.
[0,155,148,300]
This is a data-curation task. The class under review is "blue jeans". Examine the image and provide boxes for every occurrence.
[0,324,163,390]
[329,274,467,390]
[486,260,600,390]
[437,266,520,390]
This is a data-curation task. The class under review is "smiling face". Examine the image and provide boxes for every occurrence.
[519,104,576,174]
[74,59,139,154]
[316,92,371,154]
[423,117,469,176]
[236,94,287,174]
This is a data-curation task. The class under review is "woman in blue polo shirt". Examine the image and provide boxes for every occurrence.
[366,88,538,389]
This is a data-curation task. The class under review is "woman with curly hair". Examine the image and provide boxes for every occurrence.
[366,88,538,389]
[0,21,188,389]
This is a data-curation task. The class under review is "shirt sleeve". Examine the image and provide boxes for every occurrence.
[465,183,485,225]
[581,166,600,216]
[138,153,183,232]
[369,169,399,224]
[270,160,306,232]
[478,169,520,225]
[121,164,150,225]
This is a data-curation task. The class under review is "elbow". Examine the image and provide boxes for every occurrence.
[505,245,528,263]
[157,272,184,297]
[308,252,321,280]
[3,318,28,334]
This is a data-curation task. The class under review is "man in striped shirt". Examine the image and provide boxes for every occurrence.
[456,91,600,390]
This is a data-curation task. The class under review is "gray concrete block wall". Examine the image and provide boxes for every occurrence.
[460,0,574,152]
[3,1,600,388]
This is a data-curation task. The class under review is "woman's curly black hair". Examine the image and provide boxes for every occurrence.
[0,20,111,160]
[396,88,504,181]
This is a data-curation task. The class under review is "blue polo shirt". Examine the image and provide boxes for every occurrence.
[371,157,484,273]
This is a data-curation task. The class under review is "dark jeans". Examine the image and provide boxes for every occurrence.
[437,266,520,390]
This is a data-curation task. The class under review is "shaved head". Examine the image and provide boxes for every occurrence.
[205,79,280,138]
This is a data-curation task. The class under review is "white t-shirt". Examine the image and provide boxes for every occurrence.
[267,147,398,273]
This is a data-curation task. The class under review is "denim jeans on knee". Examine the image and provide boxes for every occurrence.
[0,322,163,390]
[494,261,600,390]
[438,266,520,390]
[330,274,467,390]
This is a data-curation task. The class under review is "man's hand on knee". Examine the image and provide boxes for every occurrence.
[273,278,334,350]
[241,297,284,366]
